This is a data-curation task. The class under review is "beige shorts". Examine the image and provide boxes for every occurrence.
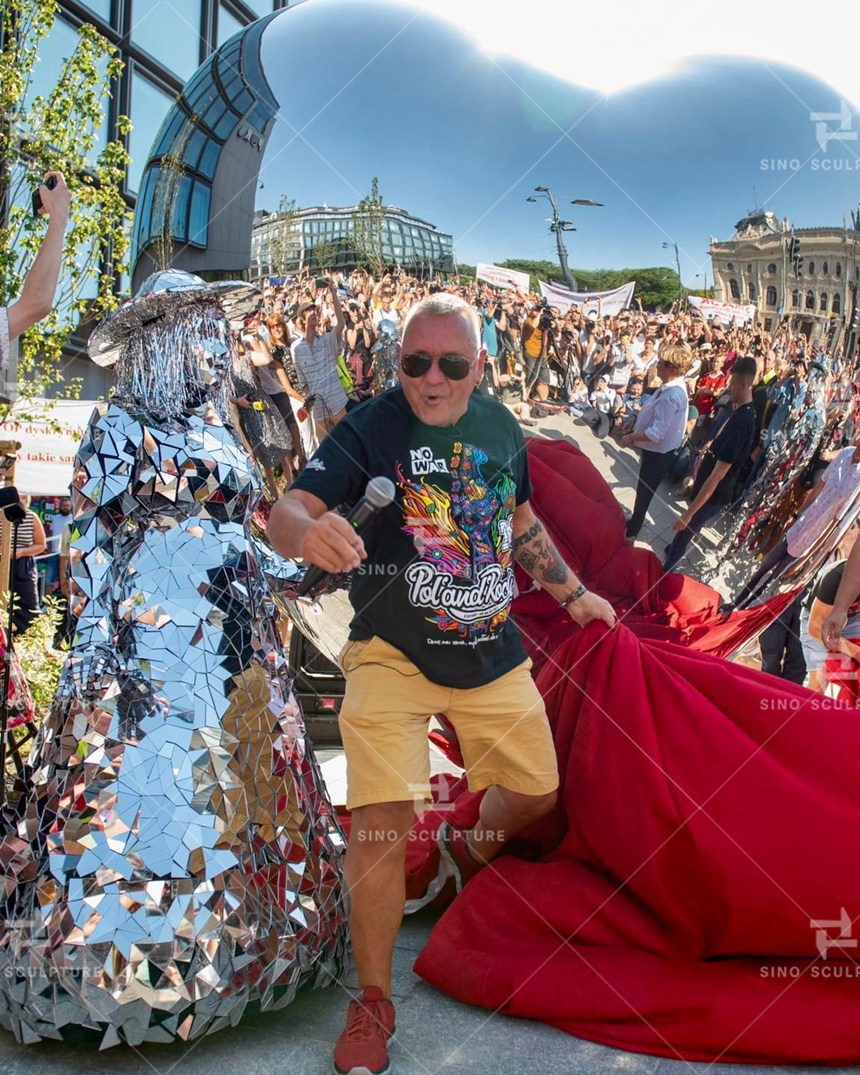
[338,635,559,811]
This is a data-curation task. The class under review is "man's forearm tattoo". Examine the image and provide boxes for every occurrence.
[513,518,571,585]
[513,521,541,549]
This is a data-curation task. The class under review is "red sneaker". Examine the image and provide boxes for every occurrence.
[437,820,486,894]
[333,986,396,1075]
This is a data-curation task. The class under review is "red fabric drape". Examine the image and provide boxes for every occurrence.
[414,623,860,1064]
[823,639,860,707]
[513,438,793,669]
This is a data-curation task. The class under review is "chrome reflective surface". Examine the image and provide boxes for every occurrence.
[705,367,860,610]
[0,272,347,1047]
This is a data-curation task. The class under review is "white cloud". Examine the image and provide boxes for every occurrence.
[371,0,858,107]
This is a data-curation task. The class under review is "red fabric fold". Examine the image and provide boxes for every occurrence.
[513,438,794,668]
[823,639,860,706]
[414,623,860,1064]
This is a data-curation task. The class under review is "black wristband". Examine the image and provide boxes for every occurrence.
[560,583,587,608]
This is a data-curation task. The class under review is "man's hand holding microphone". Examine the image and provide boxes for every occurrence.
[299,512,368,578]
[270,478,395,597]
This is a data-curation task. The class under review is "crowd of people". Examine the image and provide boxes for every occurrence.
[235,264,860,701]
[7,240,860,701]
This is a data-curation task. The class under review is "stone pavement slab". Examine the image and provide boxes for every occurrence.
[1,910,857,1074]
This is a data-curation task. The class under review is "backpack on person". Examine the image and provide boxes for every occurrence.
[336,352,356,395]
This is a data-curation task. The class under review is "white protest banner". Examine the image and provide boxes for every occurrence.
[688,296,757,325]
[0,398,96,495]
[476,263,530,292]
[539,279,636,316]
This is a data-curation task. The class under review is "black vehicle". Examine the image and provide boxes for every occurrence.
[289,628,345,745]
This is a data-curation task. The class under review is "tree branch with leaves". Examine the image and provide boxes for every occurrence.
[0,0,131,420]
[351,176,388,278]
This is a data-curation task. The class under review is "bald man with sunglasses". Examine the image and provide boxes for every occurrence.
[269,293,614,1075]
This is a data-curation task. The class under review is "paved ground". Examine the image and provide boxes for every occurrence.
[2,905,857,1075]
[541,408,736,588]
[1,411,817,1074]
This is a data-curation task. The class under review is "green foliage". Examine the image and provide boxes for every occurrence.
[14,597,65,720]
[500,259,683,309]
[267,194,299,277]
[0,0,131,419]
[498,258,559,293]
[311,237,338,272]
[351,176,387,277]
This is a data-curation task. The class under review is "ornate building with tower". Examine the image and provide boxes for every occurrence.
[710,209,860,346]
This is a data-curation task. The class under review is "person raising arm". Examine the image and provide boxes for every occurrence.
[6,172,71,344]
[821,535,860,651]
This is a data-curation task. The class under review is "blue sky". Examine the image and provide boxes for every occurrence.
[257,0,860,286]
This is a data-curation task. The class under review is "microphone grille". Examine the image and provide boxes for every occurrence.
[365,476,396,509]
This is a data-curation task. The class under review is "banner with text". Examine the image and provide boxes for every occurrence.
[476,263,530,292]
[539,280,636,316]
[688,296,757,325]
[0,398,96,495]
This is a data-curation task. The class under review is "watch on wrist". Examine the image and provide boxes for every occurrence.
[560,583,587,608]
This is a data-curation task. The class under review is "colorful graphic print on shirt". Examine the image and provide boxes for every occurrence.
[397,441,517,641]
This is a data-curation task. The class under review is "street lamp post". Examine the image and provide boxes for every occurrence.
[663,241,683,307]
[695,271,708,296]
[526,187,603,291]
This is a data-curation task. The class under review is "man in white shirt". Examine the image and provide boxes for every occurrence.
[1,172,71,373]
[621,342,692,540]
[291,280,348,442]
[372,285,403,331]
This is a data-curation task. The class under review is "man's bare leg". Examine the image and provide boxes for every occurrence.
[345,800,415,994]
[468,786,557,865]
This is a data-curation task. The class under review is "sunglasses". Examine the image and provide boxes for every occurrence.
[400,351,476,380]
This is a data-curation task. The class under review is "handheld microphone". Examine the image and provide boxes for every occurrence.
[296,476,396,598]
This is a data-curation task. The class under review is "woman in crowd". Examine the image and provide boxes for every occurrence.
[230,340,295,497]
[804,521,860,692]
[691,347,728,446]
[242,328,303,482]
[268,312,318,461]
[2,494,47,635]
[621,343,693,541]
[343,301,376,403]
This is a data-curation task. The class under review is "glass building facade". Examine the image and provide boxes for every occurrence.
[127,7,291,287]
[250,204,455,280]
[37,1,287,394]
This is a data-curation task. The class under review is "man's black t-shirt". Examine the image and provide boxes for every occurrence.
[693,401,756,505]
[291,387,532,688]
